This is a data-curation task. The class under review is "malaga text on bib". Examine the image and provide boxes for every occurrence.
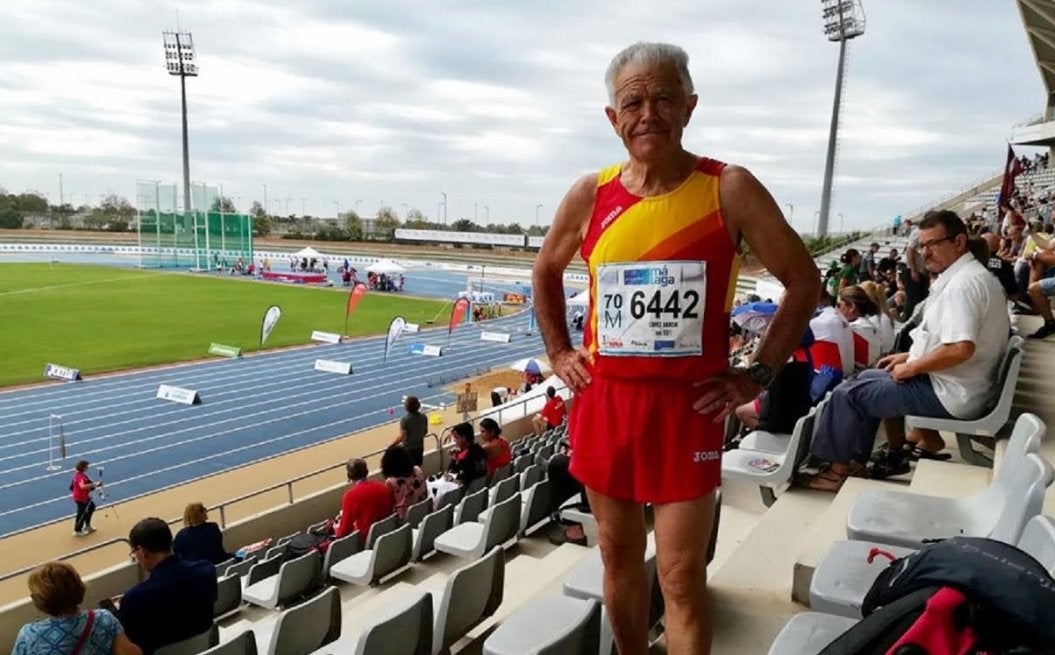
[596,260,707,357]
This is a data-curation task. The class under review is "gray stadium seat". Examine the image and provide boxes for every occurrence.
[214,574,243,619]
[432,547,505,655]
[224,555,258,578]
[215,558,237,577]
[489,463,513,486]
[329,523,413,586]
[404,497,433,530]
[454,487,489,525]
[198,631,257,655]
[810,514,1055,618]
[264,586,341,655]
[721,408,817,507]
[847,414,1051,548]
[413,504,454,562]
[483,594,600,655]
[512,454,532,474]
[365,513,400,550]
[314,590,433,655]
[477,476,519,522]
[519,479,553,537]
[434,486,464,513]
[906,337,1023,465]
[766,612,856,655]
[464,477,487,496]
[434,492,521,559]
[156,623,219,655]
[243,550,322,610]
[320,531,361,581]
[519,464,543,491]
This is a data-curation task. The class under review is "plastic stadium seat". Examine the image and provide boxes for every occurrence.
[512,454,532,474]
[721,408,818,507]
[478,476,519,522]
[329,523,413,586]
[243,551,322,610]
[519,479,553,538]
[850,452,1053,549]
[214,574,243,619]
[905,337,1022,465]
[156,623,219,655]
[489,464,513,486]
[431,547,505,655]
[198,631,257,655]
[519,464,544,491]
[413,504,454,562]
[811,514,1055,618]
[312,590,433,655]
[224,555,258,578]
[434,486,464,514]
[404,498,433,530]
[434,493,521,559]
[766,612,856,655]
[263,586,341,655]
[320,531,361,581]
[483,594,600,655]
[365,513,401,550]
[454,487,489,525]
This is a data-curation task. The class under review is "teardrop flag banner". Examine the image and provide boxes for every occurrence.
[260,305,282,347]
[447,297,471,345]
[344,282,368,336]
[384,316,406,362]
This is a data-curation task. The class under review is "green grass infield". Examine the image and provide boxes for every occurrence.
[0,263,450,387]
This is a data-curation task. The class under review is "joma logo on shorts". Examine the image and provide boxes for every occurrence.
[693,451,720,463]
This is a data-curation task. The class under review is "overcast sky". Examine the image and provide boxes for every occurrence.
[0,1,1045,232]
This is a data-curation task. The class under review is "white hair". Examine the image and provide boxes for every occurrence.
[604,42,694,105]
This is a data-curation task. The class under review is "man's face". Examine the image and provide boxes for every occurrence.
[917,225,964,274]
[605,61,697,161]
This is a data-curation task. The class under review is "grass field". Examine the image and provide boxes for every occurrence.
[0,263,449,388]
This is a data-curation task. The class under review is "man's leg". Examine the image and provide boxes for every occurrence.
[1027,276,1055,338]
[585,487,649,655]
[652,491,718,655]
[882,416,907,450]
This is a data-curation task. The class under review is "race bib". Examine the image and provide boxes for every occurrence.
[596,260,706,357]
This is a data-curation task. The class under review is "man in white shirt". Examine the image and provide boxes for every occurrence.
[804,210,1009,490]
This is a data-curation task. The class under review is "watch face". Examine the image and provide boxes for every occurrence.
[749,364,772,386]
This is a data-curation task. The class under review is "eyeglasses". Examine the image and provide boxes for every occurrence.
[917,234,956,250]
[128,545,141,559]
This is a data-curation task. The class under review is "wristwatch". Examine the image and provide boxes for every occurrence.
[745,362,775,389]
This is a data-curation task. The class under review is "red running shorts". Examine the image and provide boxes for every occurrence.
[568,375,722,504]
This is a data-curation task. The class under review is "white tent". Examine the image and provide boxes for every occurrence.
[293,246,324,260]
[366,259,406,274]
[567,289,589,306]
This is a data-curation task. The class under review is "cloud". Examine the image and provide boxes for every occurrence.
[0,0,1045,230]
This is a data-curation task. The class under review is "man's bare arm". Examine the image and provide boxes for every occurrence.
[722,166,820,373]
[532,174,597,392]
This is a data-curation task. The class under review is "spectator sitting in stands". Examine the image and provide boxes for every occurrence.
[546,441,589,547]
[381,446,427,520]
[979,232,1022,303]
[801,210,1010,490]
[478,418,512,479]
[838,285,882,369]
[837,249,861,291]
[445,423,487,488]
[859,281,896,356]
[13,562,141,655]
[114,518,217,655]
[334,458,394,540]
[172,502,234,565]
[532,386,567,436]
[1025,228,1055,339]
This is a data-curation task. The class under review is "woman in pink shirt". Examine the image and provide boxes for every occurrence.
[70,460,100,537]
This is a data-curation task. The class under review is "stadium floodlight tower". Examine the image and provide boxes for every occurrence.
[162,30,198,219]
[817,0,865,236]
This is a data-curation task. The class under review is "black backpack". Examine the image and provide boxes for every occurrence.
[820,537,1055,654]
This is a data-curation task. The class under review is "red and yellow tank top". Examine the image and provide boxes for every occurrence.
[580,157,739,382]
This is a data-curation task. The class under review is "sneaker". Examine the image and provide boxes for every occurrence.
[73,530,86,537]
[1029,322,1055,340]
[83,526,96,534]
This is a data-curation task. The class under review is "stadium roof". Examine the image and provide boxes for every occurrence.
[1019,0,1055,98]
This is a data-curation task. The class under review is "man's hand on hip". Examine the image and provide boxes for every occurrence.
[551,347,592,393]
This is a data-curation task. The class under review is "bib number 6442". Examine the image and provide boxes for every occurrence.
[624,289,700,320]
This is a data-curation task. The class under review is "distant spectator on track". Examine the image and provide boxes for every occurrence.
[391,395,427,467]
[172,503,233,565]
[70,460,99,537]
[13,562,141,655]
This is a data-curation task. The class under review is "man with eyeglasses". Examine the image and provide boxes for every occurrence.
[803,210,1009,488]
[113,517,217,654]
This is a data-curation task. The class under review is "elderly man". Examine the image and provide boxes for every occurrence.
[532,42,818,654]
[804,210,1009,489]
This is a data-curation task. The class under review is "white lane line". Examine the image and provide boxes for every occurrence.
[0,272,169,298]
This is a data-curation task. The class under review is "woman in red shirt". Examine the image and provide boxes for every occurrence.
[479,418,512,479]
[70,460,99,536]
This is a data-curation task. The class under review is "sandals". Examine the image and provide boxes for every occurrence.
[909,446,951,461]
[796,462,864,493]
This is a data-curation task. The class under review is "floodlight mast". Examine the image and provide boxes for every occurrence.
[817,0,865,236]
[162,31,198,219]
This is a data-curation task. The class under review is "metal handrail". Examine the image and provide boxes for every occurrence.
[0,432,446,587]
